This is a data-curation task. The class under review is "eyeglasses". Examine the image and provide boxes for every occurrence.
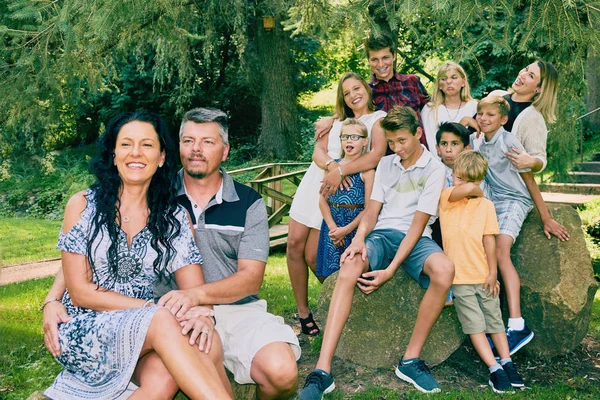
[340,134,367,141]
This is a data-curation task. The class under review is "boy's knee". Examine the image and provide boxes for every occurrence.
[428,257,454,287]
[337,259,365,283]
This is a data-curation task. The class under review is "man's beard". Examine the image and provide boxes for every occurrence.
[185,168,206,179]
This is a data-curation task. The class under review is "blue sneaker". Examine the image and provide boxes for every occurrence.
[502,361,524,388]
[395,358,441,393]
[507,325,534,355]
[299,369,335,400]
[489,369,514,393]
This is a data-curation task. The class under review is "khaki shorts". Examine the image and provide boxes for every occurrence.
[214,299,301,384]
[452,284,505,335]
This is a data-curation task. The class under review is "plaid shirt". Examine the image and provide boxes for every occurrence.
[371,72,430,148]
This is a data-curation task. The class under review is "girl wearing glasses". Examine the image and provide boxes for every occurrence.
[316,119,375,279]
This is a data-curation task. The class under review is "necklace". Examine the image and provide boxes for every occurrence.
[444,99,463,121]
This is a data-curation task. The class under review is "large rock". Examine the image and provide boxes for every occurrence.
[317,270,465,368]
[511,203,598,357]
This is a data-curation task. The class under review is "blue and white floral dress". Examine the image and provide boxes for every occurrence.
[45,189,202,400]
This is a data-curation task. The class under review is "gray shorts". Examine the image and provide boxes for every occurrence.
[452,284,505,335]
[494,199,532,241]
[365,228,443,289]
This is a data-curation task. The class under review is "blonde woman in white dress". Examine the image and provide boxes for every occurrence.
[287,72,386,335]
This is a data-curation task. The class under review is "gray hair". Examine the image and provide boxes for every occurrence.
[179,107,229,144]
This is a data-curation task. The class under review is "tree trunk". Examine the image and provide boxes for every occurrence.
[585,44,600,133]
[256,12,300,160]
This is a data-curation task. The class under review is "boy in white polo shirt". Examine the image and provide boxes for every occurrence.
[299,106,454,399]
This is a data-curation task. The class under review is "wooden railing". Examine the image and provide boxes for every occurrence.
[228,163,311,228]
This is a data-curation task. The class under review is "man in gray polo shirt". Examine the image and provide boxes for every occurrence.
[159,108,300,399]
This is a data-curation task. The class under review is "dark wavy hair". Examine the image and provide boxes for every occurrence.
[87,110,180,287]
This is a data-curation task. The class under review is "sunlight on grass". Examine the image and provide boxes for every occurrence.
[590,290,600,340]
[260,251,321,318]
[0,218,62,265]
[299,82,336,111]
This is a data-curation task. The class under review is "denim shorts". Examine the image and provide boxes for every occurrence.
[494,199,533,241]
[365,228,443,289]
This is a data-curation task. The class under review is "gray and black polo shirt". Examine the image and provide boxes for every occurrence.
[174,169,269,305]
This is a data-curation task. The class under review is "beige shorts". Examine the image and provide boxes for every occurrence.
[452,284,505,335]
[214,299,301,384]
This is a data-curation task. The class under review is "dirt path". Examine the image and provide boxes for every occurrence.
[0,259,61,286]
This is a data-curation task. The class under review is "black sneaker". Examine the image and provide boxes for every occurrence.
[507,325,534,355]
[489,369,515,393]
[502,361,524,388]
[298,369,335,400]
[395,358,441,393]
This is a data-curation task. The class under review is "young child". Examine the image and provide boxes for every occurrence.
[473,96,567,354]
[299,106,453,399]
[435,121,471,188]
[439,150,524,393]
[316,119,375,280]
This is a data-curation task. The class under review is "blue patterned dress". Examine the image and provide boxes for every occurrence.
[44,189,202,400]
[316,167,365,278]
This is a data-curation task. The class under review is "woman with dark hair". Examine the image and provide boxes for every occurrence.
[287,72,386,336]
[43,111,232,399]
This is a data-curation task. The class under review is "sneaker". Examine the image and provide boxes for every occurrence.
[444,289,454,306]
[298,369,335,400]
[507,325,534,355]
[395,358,441,393]
[502,361,524,388]
[489,369,514,393]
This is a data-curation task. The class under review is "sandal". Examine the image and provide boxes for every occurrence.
[299,313,321,336]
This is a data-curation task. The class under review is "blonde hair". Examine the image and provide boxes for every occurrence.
[334,72,376,120]
[453,150,488,182]
[531,61,558,123]
[478,96,510,118]
[339,118,368,158]
[429,62,474,125]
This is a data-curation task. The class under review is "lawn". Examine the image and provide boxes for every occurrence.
[1,259,599,399]
[0,218,62,265]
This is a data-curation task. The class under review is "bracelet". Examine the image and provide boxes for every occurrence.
[142,300,155,308]
[325,158,335,168]
[40,298,61,311]
[337,165,344,178]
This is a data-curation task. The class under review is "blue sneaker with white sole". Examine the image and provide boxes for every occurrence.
[507,325,534,355]
[395,358,441,393]
[299,369,335,400]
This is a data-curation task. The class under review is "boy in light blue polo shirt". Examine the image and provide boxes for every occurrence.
[473,96,568,356]
[299,106,454,399]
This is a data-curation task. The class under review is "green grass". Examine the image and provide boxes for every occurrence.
[0,277,62,398]
[1,263,599,399]
[0,218,63,265]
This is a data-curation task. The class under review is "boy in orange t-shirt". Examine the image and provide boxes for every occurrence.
[439,150,523,394]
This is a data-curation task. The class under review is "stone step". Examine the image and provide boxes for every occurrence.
[573,162,600,173]
[539,182,600,195]
[541,192,600,207]
[566,171,600,184]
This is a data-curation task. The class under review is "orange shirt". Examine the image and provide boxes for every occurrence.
[439,187,499,284]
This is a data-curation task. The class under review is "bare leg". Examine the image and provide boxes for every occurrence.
[305,228,320,276]
[130,352,178,400]
[250,342,298,400]
[496,234,520,319]
[209,332,234,399]
[490,332,510,360]
[315,255,368,373]
[404,253,454,359]
[470,333,498,367]
[140,308,231,399]
[287,218,312,319]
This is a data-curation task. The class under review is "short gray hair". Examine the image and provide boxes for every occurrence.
[179,107,229,144]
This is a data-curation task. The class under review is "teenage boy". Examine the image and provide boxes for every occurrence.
[439,150,524,393]
[435,121,471,187]
[299,106,454,399]
[315,34,429,144]
[473,96,568,355]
